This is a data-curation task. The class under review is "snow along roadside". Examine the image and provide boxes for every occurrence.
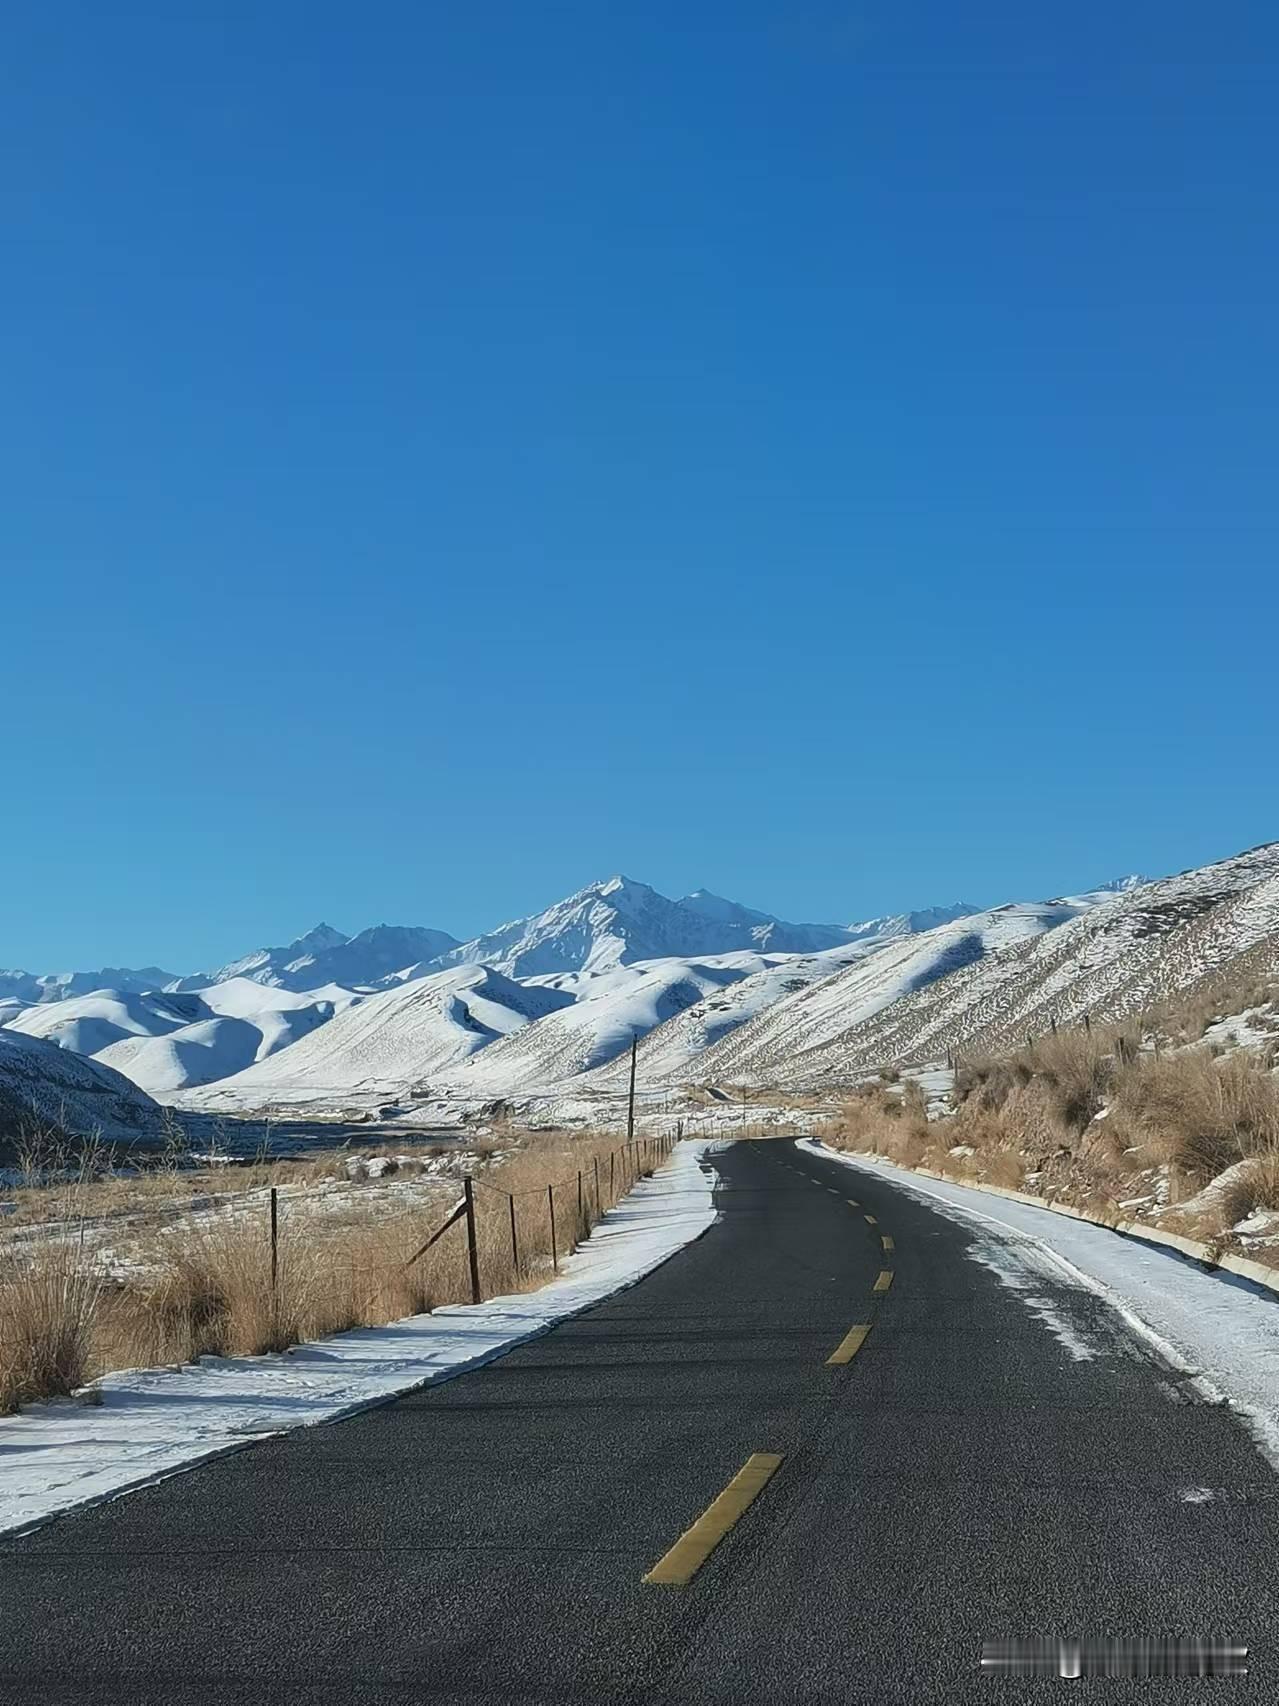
[0,1139,721,1538]
[801,1138,1279,1470]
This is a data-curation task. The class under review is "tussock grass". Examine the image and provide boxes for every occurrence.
[1110,1049,1279,1184]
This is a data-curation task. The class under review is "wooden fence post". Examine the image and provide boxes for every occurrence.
[463,1176,482,1305]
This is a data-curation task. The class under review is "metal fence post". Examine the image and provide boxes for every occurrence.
[548,1183,558,1272]
[577,1169,583,1234]
[463,1176,482,1305]
[508,1193,520,1273]
[593,1154,600,1217]
[269,1187,279,1301]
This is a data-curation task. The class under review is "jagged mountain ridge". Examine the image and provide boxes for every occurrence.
[431,875,961,981]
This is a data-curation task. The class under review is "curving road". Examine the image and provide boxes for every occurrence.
[1,1137,1274,1702]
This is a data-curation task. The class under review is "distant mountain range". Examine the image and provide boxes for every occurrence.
[1,879,980,1005]
[17,852,1267,1147]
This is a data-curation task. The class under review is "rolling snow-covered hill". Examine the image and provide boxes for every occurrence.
[185,965,576,1109]
[721,846,1279,1087]
[10,980,362,1096]
[670,899,1098,1087]
[0,1029,165,1150]
[441,952,784,1094]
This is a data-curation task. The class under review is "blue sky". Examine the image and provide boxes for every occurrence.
[4,3,1277,971]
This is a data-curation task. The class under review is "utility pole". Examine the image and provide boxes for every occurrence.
[627,1034,637,1141]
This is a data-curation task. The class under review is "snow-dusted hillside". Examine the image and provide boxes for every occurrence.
[667,900,1095,1086]
[0,1029,164,1149]
[738,844,1279,1086]
[442,952,782,1095]
[182,965,574,1110]
[10,980,361,1096]
[579,940,891,1088]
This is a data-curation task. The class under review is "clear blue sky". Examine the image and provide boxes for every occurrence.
[5,3,1277,971]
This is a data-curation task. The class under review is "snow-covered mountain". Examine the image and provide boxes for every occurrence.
[0,1028,164,1150]
[0,964,181,1008]
[9,851,1269,1123]
[434,875,919,980]
[176,923,462,994]
[843,904,979,943]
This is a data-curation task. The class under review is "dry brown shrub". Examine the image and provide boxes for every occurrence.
[0,1239,102,1413]
[1113,1049,1279,1182]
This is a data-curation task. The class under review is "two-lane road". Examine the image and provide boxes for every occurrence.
[3,1138,1276,1703]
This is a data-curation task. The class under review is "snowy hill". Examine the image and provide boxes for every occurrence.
[441,952,785,1095]
[578,939,892,1088]
[726,845,1279,1087]
[678,901,1091,1086]
[183,965,574,1109]
[0,1029,164,1150]
[10,980,361,1096]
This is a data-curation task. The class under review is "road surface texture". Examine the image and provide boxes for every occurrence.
[3,1137,1276,1703]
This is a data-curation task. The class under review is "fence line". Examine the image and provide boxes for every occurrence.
[397,1128,679,1304]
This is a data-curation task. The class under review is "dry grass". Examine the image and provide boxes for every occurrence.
[0,1238,102,1412]
[1109,1048,1279,1185]
[1,1126,673,1413]
[822,1007,1279,1264]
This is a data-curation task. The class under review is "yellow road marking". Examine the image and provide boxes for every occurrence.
[846,1198,859,1207]
[873,1269,894,1293]
[881,1234,894,1253]
[826,1187,840,1195]
[864,1214,877,1225]
[643,1454,784,1586]
[825,1324,871,1366]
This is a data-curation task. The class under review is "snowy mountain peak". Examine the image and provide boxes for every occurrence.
[597,874,641,898]
[290,923,350,954]
[843,903,980,942]
[1096,874,1148,895]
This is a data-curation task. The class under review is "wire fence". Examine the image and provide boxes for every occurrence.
[401,1127,681,1303]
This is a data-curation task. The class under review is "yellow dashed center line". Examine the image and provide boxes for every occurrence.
[643,1454,784,1586]
[846,1198,859,1208]
[873,1269,894,1293]
[881,1234,894,1253]
[825,1324,871,1366]
[864,1214,877,1226]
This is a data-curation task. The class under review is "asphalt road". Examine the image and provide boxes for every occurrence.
[3,1137,1277,1703]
